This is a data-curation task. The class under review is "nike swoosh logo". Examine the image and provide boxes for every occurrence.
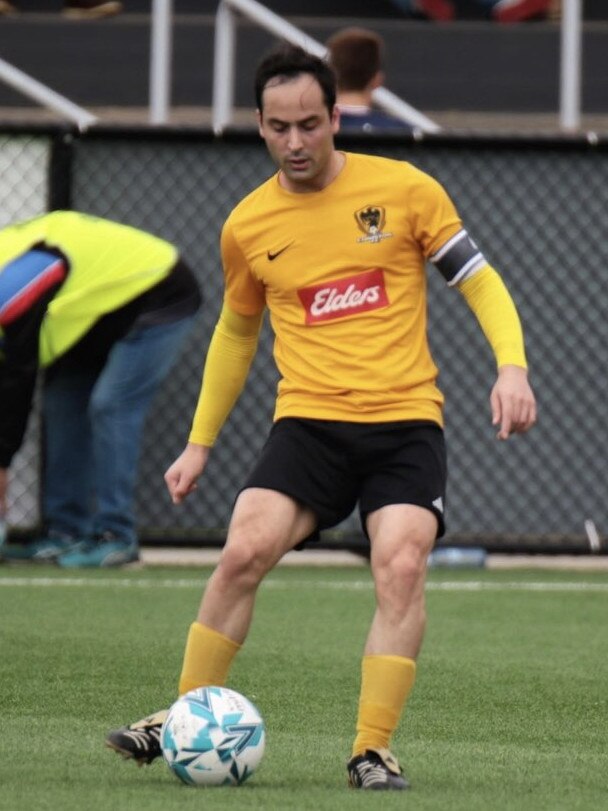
[267,242,293,261]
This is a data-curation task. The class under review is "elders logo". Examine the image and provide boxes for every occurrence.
[298,268,389,324]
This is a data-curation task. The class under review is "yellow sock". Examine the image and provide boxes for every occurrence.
[352,654,416,758]
[178,622,241,696]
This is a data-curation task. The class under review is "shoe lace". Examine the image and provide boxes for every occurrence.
[355,759,389,787]
[123,726,161,752]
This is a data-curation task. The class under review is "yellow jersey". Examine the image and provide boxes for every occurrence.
[221,152,466,426]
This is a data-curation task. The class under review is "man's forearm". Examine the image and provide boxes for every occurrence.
[458,264,527,369]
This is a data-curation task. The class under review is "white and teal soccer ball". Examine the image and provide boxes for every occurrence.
[160,686,266,786]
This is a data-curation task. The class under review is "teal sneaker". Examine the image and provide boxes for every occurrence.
[57,535,139,568]
[3,531,77,563]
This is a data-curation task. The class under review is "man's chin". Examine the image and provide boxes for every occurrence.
[283,166,314,182]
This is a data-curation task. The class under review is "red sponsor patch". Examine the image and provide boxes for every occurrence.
[298,268,388,324]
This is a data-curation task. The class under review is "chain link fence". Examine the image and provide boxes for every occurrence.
[3,126,608,552]
[0,132,49,529]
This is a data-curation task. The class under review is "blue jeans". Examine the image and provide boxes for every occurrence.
[41,316,196,545]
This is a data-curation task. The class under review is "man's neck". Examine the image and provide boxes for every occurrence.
[337,90,373,109]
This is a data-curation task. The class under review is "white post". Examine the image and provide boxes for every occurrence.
[149,0,173,125]
[213,1,236,135]
[0,57,97,131]
[559,0,583,131]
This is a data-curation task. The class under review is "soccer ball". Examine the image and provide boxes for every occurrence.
[160,686,266,786]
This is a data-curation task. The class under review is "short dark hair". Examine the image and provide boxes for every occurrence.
[254,43,337,116]
[326,27,384,92]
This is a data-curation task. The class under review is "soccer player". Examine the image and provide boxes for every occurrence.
[106,45,536,788]
[0,211,201,567]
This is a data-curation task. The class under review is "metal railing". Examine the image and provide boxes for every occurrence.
[166,0,589,132]
[0,56,97,131]
[149,0,174,125]
[0,0,588,132]
[560,0,583,131]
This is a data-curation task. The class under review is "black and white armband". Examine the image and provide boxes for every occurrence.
[429,229,487,287]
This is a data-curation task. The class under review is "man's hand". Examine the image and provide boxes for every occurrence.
[490,365,537,440]
[164,443,211,504]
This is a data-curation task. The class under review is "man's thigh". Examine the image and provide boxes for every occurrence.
[366,502,438,561]
[227,486,318,560]
[241,418,359,531]
[357,422,447,538]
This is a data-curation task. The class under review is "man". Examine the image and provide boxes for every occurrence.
[0,211,201,567]
[106,45,536,788]
[326,27,414,134]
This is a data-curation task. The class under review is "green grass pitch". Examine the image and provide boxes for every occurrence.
[1,563,607,810]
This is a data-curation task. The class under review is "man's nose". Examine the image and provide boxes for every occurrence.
[287,127,303,150]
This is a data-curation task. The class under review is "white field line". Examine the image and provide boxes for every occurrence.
[0,576,607,593]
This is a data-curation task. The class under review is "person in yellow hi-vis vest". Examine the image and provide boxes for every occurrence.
[0,211,201,567]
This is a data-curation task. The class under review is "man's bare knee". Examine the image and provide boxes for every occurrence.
[215,535,276,589]
[373,545,427,597]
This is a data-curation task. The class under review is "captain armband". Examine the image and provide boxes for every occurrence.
[429,229,487,286]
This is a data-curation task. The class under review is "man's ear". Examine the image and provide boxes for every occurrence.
[370,70,384,91]
[331,104,341,134]
[256,109,263,137]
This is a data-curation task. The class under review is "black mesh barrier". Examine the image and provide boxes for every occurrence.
[0,129,53,532]
[3,126,608,552]
[69,134,280,543]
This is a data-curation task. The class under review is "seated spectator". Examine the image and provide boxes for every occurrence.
[326,27,414,134]
[0,1,122,18]
[388,0,555,22]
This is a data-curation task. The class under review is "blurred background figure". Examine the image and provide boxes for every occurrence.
[0,211,202,568]
[0,0,122,18]
[326,26,414,134]
[388,0,556,22]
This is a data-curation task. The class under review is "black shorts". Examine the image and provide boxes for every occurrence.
[241,417,447,540]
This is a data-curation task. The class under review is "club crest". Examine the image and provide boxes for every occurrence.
[355,205,393,244]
